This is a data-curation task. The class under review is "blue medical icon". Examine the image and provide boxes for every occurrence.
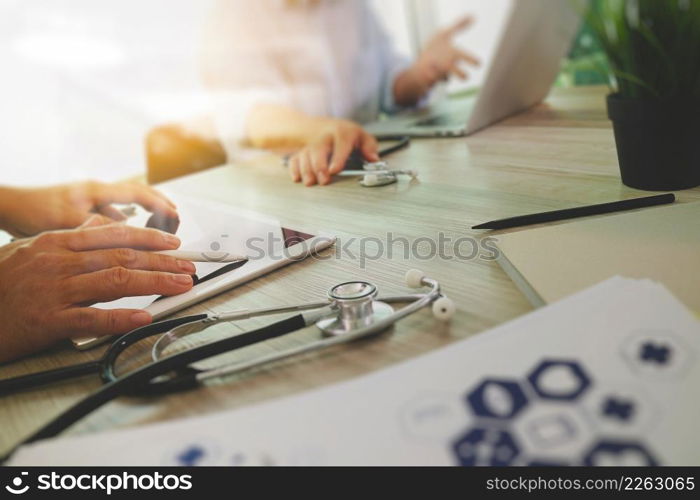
[622,331,693,379]
[602,397,635,422]
[583,441,658,466]
[527,360,591,401]
[452,427,520,466]
[640,342,672,365]
[466,379,529,420]
[176,445,206,466]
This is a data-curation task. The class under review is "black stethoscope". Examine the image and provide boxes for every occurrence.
[1,269,454,459]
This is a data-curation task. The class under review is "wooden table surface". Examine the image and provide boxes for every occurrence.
[2,86,699,457]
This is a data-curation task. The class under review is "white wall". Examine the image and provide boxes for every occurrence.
[0,0,214,187]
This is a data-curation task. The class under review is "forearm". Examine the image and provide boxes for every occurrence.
[245,104,337,150]
[392,65,431,108]
[0,187,21,234]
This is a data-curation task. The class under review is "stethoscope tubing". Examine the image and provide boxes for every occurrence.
[197,288,439,383]
[17,314,309,449]
[2,284,439,462]
[0,294,420,398]
[0,360,101,396]
[0,315,208,397]
[375,135,411,157]
[99,312,318,391]
[150,296,421,362]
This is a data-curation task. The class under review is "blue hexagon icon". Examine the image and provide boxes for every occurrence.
[177,446,206,466]
[452,427,520,466]
[527,360,592,401]
[583,441,658,466]
[466,379,529,420]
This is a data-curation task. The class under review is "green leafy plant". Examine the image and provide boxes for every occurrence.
[585,0,700,99]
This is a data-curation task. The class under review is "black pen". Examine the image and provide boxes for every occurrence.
[472,194,676,231]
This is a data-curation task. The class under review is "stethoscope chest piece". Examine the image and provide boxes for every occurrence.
[359,173,398,188]
[316,281,395,337]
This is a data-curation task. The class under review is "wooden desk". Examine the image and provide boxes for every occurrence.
[2,86,699,457]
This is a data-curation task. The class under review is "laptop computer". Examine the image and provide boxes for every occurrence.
[364,0,582,138]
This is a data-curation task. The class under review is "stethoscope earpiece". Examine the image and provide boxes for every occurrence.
[432,296,456,321]
[405,268,426,289]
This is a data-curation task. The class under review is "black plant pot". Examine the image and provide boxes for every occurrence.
[607,94,700,191]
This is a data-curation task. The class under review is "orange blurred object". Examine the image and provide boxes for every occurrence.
[145,119,227,185]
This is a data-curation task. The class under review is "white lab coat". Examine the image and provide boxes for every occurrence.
[201,0,410,154]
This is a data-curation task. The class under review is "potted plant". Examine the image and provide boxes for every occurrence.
[586,0,700,191]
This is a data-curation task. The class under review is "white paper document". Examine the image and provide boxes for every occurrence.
[10,277,700,466]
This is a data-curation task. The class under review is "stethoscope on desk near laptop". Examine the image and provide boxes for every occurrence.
[283,135,417,187]
[0,268,454,457]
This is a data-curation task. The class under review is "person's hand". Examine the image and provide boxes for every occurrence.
[415,16,480,87]
[287,119,379,186]
[394,16,480,106]
[0,216,196,363]
[0,181,179,238]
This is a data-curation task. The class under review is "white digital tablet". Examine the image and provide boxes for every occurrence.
[72,191,336,350]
